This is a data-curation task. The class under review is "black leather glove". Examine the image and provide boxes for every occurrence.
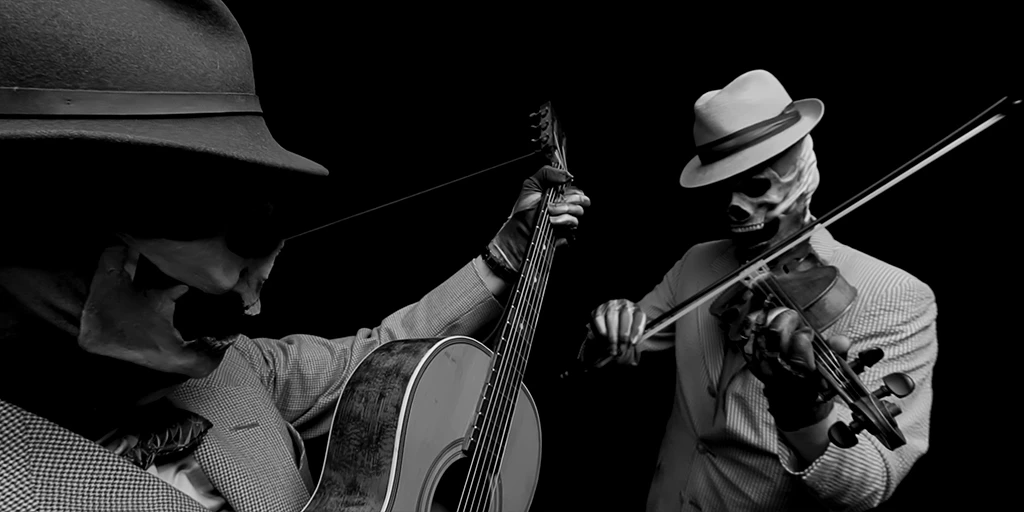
[746,308,850,431]
[484,165,589,280]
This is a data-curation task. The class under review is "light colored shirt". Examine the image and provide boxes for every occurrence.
[636,229,937,511]
[146,455,232,511]
[103,432,233,511]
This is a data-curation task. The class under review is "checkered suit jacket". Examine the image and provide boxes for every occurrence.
[0,262,503,512]
[640,228,938,512]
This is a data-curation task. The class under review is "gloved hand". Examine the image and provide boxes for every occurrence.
[484,165,590,280]
[746,307,852,431]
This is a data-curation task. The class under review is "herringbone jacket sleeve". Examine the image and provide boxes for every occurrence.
[778,273,938,511]
[239,261,504,438]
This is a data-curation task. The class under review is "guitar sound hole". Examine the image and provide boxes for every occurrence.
[430,457,489,512]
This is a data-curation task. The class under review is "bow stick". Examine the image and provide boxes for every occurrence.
[283,150,542,242]
[562,94,1021,379]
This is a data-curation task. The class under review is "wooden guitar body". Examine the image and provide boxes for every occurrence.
[302,336,542,512]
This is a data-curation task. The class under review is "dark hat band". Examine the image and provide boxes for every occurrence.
[0,87,262,117]
[695,102,801,165]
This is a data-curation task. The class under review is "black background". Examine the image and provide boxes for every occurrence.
[223,6,1017,511]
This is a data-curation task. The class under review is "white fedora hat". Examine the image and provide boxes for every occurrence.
[680,70,824,188]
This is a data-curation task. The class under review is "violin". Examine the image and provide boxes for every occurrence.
[707,241,910,450]
[561,94,1021,452]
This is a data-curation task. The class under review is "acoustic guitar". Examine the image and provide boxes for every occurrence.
[301,102,570,512]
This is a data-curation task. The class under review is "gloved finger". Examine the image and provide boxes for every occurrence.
[548,213,579,227]
[560,189,591,207]
[828,335,852,360]
[630,308,647,345]
[529,165,573,188]
[763,308,801,354]
[744,309,767,345]
[783,328,817,374]
[547,201,585,216]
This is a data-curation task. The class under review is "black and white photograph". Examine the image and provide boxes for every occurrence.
[0,2,1017,511]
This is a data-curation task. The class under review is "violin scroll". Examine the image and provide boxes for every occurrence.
[827,370,916,450]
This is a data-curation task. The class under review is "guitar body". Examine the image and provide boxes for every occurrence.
[302,336,542,512]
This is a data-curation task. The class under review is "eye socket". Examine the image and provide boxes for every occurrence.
[223,201,284,259]
[738,176,772,198]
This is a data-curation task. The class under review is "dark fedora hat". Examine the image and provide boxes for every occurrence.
[0,0,328,178]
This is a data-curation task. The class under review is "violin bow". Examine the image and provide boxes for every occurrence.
[283,150,542,242]
[563,94,1021,378]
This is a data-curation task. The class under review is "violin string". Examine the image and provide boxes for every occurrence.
[284,150,541,242]
[751,278,847,395]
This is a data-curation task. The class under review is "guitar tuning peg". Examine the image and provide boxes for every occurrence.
[873,373,915,400]
[849,347,884,375]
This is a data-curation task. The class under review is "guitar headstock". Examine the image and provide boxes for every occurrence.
[531,102,567,170]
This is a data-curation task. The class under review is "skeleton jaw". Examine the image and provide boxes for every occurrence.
[731,222,765,234]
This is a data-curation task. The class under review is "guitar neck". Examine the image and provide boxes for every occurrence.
[463,185,562,456]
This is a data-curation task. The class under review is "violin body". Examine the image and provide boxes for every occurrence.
[710,243,914,451]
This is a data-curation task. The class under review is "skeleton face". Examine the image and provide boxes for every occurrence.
[725,135,819,254]
[120,234,283,315]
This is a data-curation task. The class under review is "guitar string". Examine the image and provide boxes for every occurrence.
[483,199,559,501]
[459,195,558,512]
[461,116,567,511]
[474,190,560,510]
[473,150,569,509]
[458,212,546,512]
[461,183,563,511]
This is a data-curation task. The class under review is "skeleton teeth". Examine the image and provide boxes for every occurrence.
[732,222,764,233]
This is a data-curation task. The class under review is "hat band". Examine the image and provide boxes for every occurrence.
[0,87,263,117]
[696,102,801,165]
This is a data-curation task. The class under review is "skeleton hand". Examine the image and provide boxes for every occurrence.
[745,307,851,431]
[487,165,590,279]
[78,246,233,379]
[581,299,648,367]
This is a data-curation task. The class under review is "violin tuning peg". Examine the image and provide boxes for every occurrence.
[850,347,884,375]
[873,373,915,400]
[828,420,862,449]
[882,400,903,417]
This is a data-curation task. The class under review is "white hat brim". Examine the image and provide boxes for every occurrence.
[680,98,824,188]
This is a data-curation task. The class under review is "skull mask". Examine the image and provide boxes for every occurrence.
[77,233,283,381]
[726,134,820,255]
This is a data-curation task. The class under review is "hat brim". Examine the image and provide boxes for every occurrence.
[0,114,329,178]
[680,98,823,189]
